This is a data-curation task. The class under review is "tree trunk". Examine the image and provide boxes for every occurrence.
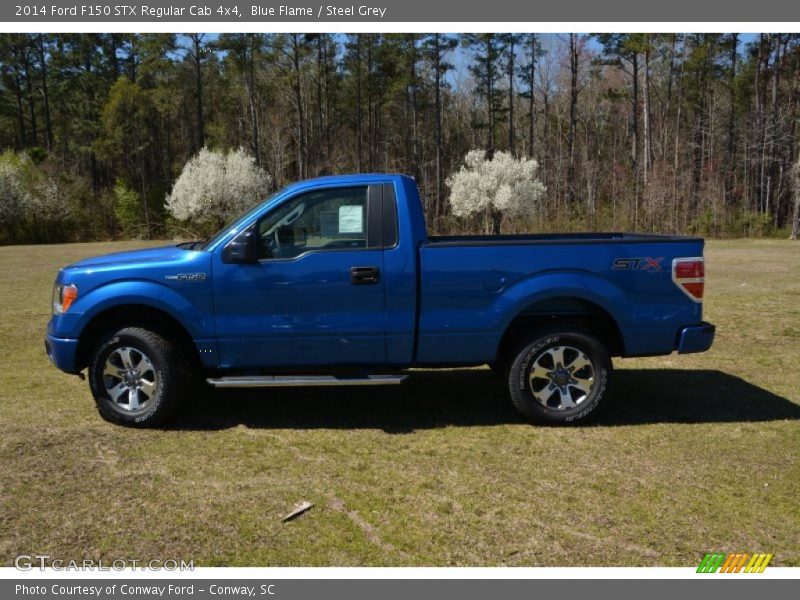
[316,35,324,171]
[246,35,261,167]
[792,157,800,239]
[490,206,502,234]
[487,36,495,156]
[192,34,205,152]
[756,34,769,214]
[292,34,306,180]
[724,33,738,207]
[507,37,515,155]
[407,34,420,183]
[631,51,640,227]
[768,35,785,226]
[567,34,578,205]
[12,65,26,149]
[366,36,374,171]
[433,34,443,225]
[765,34,782,222]
[528,34,536,159]
[643,41,652,189]
[672,38,686,232]
[662,34,676,163]
[542,90,550,188]
[323,37,332,166]
[37,34,54,152]
[21,43,38,146]
[355,35,362,171]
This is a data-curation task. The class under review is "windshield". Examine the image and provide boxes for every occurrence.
[197,190,281,250]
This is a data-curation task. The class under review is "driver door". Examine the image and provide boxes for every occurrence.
[212,184,388,369]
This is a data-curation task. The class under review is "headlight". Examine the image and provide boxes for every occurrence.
[52,283,78,315]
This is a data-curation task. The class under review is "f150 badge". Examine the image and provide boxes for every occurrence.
[612,257,664,272]
[165,273,207,281]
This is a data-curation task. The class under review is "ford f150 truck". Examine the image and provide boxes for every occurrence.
[46,174,714,426]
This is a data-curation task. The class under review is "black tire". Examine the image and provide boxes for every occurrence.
[88,326,189,427]
[507,325,611,425]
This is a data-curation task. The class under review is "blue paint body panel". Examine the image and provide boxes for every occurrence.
[676,322,716,354]
[45,174,713,374]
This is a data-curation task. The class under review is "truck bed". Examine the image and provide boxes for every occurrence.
[415,233,705,364]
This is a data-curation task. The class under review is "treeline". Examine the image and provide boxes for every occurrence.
[1,32,799,244]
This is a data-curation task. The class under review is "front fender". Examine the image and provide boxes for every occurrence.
[51,279,213,341]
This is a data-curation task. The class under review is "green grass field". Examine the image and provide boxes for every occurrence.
[1,239,798,567]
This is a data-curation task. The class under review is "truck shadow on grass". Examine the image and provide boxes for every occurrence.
[173,369,800,432]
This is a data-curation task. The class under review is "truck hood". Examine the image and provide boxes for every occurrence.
[56,243,212,296]
[65,244,191,270]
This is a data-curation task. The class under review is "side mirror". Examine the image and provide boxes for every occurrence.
[222,226,258,263]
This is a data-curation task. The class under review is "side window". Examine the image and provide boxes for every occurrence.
[256,187,368,259]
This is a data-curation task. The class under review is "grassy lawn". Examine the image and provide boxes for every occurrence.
[1,239,798,567]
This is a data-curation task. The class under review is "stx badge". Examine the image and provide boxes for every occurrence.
[612,257,664,272]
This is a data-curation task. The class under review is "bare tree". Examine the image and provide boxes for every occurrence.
[725,33,738,207]
[183,33,206,153]
[791,157,800,240]
[36,34,54,151]
[423,33,457,224]
[519,34,541,159]
[567,34,580,204]
[501,34,523,155]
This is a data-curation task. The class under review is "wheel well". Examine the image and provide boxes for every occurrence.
[75,305,201,371]
[495,297,625,367]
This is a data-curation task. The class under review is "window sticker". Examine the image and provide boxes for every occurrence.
[339,205,364,234]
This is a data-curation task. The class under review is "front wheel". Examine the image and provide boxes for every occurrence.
[88,326,188,427]
[507,326,611,425]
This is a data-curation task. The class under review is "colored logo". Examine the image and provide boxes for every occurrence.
[697,552,772,573]
[611,257,664,272]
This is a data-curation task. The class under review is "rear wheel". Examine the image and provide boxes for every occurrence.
[507,326,611,424]
[88,327,188,427]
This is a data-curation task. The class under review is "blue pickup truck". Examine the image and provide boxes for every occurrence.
[46,174,714,426]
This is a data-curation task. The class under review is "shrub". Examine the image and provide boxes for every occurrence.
[113,180,144,238]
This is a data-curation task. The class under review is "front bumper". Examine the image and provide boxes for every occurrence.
[45,333,80,374]
[676,321,715,354]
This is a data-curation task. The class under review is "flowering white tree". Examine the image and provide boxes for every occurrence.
[447,150,546,234]
[165,147,271,228]
[0,152,73,243]
[0,156,29,231]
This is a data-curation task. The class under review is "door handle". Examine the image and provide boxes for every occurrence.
[350,266,380,285]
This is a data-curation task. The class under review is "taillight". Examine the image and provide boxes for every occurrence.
[672,258,704,302]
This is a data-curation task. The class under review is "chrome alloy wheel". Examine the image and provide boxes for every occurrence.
[102,346,159,412]
[528,345,595,410]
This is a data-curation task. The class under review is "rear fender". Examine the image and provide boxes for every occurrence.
[494,271,631,349]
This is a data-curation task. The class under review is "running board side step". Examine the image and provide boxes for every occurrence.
[206,374,408,388]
